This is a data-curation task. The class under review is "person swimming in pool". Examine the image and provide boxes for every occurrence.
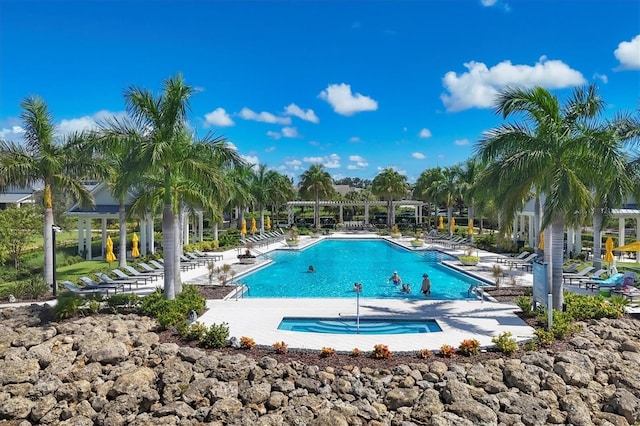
[388,271,402,285]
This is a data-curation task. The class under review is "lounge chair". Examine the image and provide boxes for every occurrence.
[494,251,530,264]
[193,250,223,261]
[577,269,608,288]
[562,263,579,274]
[562,266,595,284]
[139,262,166,274]
[586,273,625,291]
[95,272,138,291]
[612,285,640,302]
[112,268,153,285]
[148,260,165,270]
[178,256,199,270]
[61,280,112,296]
[505,253,538,268]
[78,277,122,295]
[124,265,162,281]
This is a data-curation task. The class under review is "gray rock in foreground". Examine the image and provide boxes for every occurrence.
[1,304,639,425]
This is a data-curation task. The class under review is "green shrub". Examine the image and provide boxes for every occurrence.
[515,295,533,315]
[534,328,555,346]
[492,332,518,355]
[199,322,229,348]
[177,320,208,341]
[156,306,188,330]
[53,292,85,319]
[139,286,206,330]
[107,293,140,311]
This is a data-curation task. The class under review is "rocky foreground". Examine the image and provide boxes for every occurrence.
[1,305,639,425]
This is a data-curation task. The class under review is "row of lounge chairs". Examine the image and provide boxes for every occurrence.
[242,229,285,248]
[426,235,470,249]
[59,250,223,296]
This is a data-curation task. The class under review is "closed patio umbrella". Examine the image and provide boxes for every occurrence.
[449,217,455,234]
[604,237,615,263]
[131,233,140,258]
[241,219,247,235]
[538,232,544,250]
[251,218,258,233]
[615,241,640,252]
[438,216,444,230]
[105,236,116,264]
[467,219,473,236]
[265,216,271,230]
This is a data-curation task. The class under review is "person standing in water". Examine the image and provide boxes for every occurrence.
[388,271,402,285]
[421,274,431,296]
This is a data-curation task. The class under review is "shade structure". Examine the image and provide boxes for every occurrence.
[615,241,640,252]
[437,216,444,230]
[241,219,247,235]
[604,237,615,262]
[131,233,140,258]
[251,217,257,233]
[449,217,456,233]
[538,232,544,250]
[265,216,271,230]
[105,236,116,263]
[467,219,474,236]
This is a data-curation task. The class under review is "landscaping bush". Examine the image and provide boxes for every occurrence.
[372,344,392,359]
[492,332,518,355]
[458,339,481,356]
[199,322,229,348]
[515,295,533,315]
[439,344,456,358]
[53,292,86,320]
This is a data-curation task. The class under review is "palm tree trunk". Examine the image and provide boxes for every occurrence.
[213,222,219,242]
[259,205,265,234]
[315,189,320,231]
[551,216,565,311]
[387,197,393,228]
[534,196,542,256]
[162,204,176,300]
[44,207,54,288]
[592,205,603,270]
[118,202,127,268]
[447,206,453,237]
[174,210,183,295]
[468,203,474,243]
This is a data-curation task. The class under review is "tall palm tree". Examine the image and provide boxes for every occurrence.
[371,168,409,228]
[122,74,242,299]
[264,170,294,228]
[226,163,255,230]
[476,84,619,311]
[299,164,334,230]
[459,159,483,241]
[0,96,101,289]
[251,164,270,234]
[414,167,445,230]
[431,165,463,236]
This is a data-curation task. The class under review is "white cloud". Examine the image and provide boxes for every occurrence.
[204,108,234,127]
[284,103,319,123]
[318,83,378,116]
[281,127,299,138]
[226,142,238,151]
[0,125,25,140]
[242,155,259,166]
[266,131,281,140]
[441,57,586,111]
[239,107,291,125]
[593,73,608,84]
[58,116,99,135]
[303,154,341,169]
[285,159,302,169]
[349,136,361,143]
[412,152,426,159]
[419,128,432,138]
[347,155,368,170]
[454,139,470,146]
[614,34,640,70]
[480,0,497,5]
[376,165,407,175]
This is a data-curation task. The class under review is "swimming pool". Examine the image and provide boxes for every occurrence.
[239,239,484,299]
[278,317,443,334]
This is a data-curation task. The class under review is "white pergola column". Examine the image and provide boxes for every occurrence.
[198,212,204,242]
[77,218,84,256]
[566,228,575,258]
[391,202,396,224]
[339,206,343,223]
[575,227,583,254]
[528,217,534,248]
[364,204,369,224]
[85,219,92,260]
[101,218,107,259]
[519,215,525,241]
[287,205,294,226]
[147,216,155,254]
[619,218,626,247]
[140,218,147,256]
[183,213,190,246]
[512,217,518,244]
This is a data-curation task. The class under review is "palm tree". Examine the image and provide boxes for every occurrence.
[459,159,483,242]
[226,163,255,230]
[476,84,619,311]
[264,170,294,228]
[0,96,101,289]
[299,164,334,230]
[414,167,445,230]
[431,165,463,236]
[121,74,242,299]
[251,164,270,234]
[371,168,409,228]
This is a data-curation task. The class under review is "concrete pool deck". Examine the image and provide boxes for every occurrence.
[193,233,538,352]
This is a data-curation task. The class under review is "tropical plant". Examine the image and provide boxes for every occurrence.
[371,168,409,228]
[431,165,463,236]
[299,164,334,230]
[0,96,101,289]
[0,205,41,269]
[476,84,619,310]
[413,167,445,230]
[114,74,242,299]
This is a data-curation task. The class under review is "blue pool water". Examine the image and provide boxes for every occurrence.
[278,317,443,334]
[239,239,484,299]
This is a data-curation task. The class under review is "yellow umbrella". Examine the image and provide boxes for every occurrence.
[604,237,615,262]
[538,232,544,250]
[265,216,271,230]
[449,217,456,233]
[105,236,116,263]
[438,216,444,230]
[251,217,258,233]
[131,233,140,258]
[615,241,640,252]
[467,219,474,236]
[241,219,247,235]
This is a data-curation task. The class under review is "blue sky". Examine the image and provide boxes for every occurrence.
[1,0,639,184]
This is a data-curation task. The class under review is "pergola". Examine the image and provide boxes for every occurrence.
[285,199,427,226]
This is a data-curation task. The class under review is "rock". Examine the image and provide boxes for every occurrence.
[605,388,640,424]
[384,387,420,410]
[0,358,40,385]
[85,340,129,365]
